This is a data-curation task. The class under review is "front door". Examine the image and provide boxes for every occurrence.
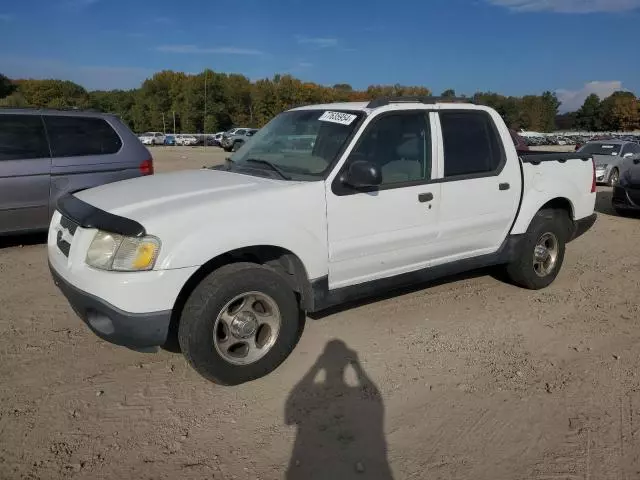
[326,110,441,289]
[0,114,52,235]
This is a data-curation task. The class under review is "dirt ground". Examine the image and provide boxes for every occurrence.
[1,146,639,480]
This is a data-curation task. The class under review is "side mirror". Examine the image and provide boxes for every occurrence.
[342,160,382,188]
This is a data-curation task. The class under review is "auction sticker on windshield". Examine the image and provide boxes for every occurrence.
[318,111,358,126]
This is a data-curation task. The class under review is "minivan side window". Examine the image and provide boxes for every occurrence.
[440,111,504,178]
[44,116,122,158]
[0,114,50,161]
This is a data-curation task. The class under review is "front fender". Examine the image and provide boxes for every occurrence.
[157,221,328,280]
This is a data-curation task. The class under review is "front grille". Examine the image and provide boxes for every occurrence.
[56,215,79,258]
[60,215,78,235]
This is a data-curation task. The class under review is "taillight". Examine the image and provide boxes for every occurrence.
[140,158,154,175]
[591,158,596,193]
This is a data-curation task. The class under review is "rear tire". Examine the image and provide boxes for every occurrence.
[178,263,303,385]
[232,141,243,152]
[504,209,569,290]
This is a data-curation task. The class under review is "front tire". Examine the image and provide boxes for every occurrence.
[505,209,569,290]
[608,168,620,187]
[178,263,302,385]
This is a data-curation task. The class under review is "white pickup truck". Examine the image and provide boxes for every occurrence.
[48,98,597,385]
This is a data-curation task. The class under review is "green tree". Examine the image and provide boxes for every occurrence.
[0,73,16,98]
[601,91,639,131]
[575,94,602,131]
[16,79,89,108]
[441,89,456,98]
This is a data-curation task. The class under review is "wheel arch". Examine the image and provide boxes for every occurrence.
[511,195,576,236]
[164,245,312,351]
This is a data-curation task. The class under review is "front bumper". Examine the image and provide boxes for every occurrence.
[50,261,172,348]
[595,167,610,184]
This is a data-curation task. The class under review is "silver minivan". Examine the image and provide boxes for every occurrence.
[0,108,153,236]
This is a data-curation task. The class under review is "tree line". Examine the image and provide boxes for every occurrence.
[1,71,638,133]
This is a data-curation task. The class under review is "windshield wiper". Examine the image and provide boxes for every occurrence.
[244,158,291,180]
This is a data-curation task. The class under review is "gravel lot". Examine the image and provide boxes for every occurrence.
[1,146,639,479]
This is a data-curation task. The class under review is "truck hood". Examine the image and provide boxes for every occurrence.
[74,168,292,223]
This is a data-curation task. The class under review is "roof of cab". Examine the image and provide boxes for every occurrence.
[289,98,486,115]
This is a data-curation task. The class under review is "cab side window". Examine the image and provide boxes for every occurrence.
[348,112,430,187]
[440,111,504,178]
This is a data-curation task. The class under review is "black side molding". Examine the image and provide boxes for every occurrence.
[57,194,146,237]
[307,235,523,313]
[520,152,592,165]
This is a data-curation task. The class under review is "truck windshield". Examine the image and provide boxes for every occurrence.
[578,143,622,156]
[229,109,364,180]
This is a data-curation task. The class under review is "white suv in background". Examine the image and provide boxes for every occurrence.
[138,132,165,145]
[175,134,198,146]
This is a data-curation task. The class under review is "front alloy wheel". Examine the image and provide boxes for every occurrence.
[178,262,303,385]
[213,291,281,365]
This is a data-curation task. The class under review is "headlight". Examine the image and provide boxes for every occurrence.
[86,231,161,271]
[596,164,607,169]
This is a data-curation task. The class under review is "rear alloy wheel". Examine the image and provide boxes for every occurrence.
[505,209,568,290]
[178,262,303,385]
[608,168,620,187]
[532,232,559,278]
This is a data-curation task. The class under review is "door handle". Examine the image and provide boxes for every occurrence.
[499,183,510,191]
[418,192,434,202]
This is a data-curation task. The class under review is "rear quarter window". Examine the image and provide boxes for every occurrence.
[44,116,122,158]
[0,114,50,161]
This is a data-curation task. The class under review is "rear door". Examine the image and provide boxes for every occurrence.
[0,113,52,234]
[430,109,521,265]
[44,115,139,213]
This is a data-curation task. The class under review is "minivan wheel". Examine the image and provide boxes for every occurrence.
[232,141,243,152]
[504,209,568,290]
[178,262,302,385]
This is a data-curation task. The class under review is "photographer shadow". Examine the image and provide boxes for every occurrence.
[285,340,394,479]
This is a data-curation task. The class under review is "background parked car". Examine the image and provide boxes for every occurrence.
[612,150,640,215]
[0,108,153,236]
[138,132,165,145]
[164,135,176,146]
[577,140,640,186]
[211,132,225,146]
[221,128,258,152]
[509,129,529,154]
[175,134,198,146]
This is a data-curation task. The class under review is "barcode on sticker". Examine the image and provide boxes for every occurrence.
[318,111,357,125]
